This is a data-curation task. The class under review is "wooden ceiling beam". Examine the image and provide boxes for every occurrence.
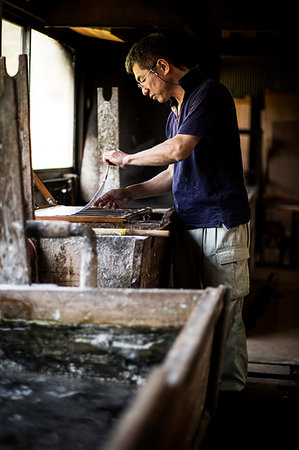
[45,0,184,29]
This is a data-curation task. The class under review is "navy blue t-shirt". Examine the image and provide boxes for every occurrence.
[166,67,251,229]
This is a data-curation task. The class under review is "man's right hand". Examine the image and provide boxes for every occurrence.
[93,188,131,209]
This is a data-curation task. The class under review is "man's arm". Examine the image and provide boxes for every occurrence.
[103,134,201,168]
[94,165,174,209]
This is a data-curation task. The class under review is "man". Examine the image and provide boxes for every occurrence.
[94,33,251,398]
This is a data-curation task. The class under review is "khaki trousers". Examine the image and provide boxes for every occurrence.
[172,222,250,391]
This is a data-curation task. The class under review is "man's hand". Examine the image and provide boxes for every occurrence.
[93,188,131,209]
[103,150,128,168]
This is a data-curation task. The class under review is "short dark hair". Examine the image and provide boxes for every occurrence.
[125,32,200,74]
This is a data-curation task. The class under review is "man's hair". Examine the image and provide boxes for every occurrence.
[125,32,201,74]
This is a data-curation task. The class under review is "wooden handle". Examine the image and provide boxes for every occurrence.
[33,171,57,206]
[93,228,170,237]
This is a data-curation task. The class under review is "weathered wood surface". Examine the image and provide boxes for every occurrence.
[0,55,34,220]
[0,285,227,448]
[80,87,120,202]
[103,286,227,450]
[26,220,98,288]
[34,208,171,288]
[36,233,170,288]
[14,55,34,220]
[0,286,211,327]
[93,227,169,237]
[97,87,120,192]
[0,65,30,284]
[0,284,228,448]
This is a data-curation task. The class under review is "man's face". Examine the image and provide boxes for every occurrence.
[132,62,171,103]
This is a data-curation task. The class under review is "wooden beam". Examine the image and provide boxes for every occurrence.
[0,286,209,326]
[14,54,34,220]
[45,0,184,28]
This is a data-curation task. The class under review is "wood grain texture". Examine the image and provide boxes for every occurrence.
[0,286,211,326]
[0,62,30,284]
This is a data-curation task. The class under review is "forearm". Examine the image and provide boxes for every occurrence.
[103,134,201,168]
[94,166,173,209]
[124,138,179,167]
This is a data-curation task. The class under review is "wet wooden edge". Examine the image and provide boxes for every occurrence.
[0,286,223,327]
[102,286,226,450]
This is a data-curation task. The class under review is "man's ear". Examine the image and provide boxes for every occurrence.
[156,58,170,75]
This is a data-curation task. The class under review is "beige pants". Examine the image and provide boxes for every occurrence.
[172,222,250,391]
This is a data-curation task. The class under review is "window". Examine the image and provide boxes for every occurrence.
[30,30,75,170]
[1,20,23,76]
[1,21,75,170]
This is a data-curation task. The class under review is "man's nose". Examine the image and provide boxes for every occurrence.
[142,86,149,96]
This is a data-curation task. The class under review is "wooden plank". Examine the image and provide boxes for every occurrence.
[0,67,30,284]
[14,55,35,220]
[97,87,120,192]
[93,228,169,237]
[0,55,34,220]
[0,286,206,327]
[80,87,120,202]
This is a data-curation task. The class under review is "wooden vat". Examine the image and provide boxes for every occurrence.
[33,208,173,288]
[0,285,228,449]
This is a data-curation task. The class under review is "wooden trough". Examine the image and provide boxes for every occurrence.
[34,208,173,288]
[0,285,229,449]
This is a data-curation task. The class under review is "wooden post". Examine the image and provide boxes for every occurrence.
[0,55,34,220]
[80,87,120,202]
[0,70,30,284]
[97,87,120,192]
[14,54,35,220]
